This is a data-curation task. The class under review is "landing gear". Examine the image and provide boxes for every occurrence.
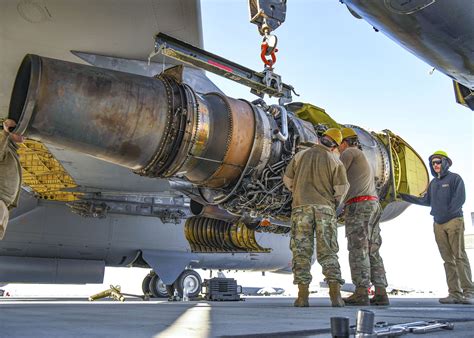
[141,269,202,299]
[142,272,153,296]
[174,269,202,298]
[149,273,170,298]
[142,271,168,298]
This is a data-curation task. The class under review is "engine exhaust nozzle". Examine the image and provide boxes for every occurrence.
[8,55,256,188]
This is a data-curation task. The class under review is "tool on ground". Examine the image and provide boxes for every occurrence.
[88,285,125,302]
[373,320,454,336]
[88,285,150,302]
[330,316,350,338]
[411,321,454,333]
[120,292,150,301]
[355,310,376,337]
[344,310,456,337]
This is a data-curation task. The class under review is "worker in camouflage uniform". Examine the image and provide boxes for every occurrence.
[400,151,474,305]
[283,128,349,307]
[0,119,23,240]
[338,127,389,306]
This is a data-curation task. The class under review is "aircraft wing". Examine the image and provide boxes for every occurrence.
[341,0,474,109]
[1,0,202,114]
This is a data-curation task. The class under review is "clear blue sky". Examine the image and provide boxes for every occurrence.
[200,0,474,292]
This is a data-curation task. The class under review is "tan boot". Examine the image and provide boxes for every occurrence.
[438,294,464,304]
[328,282,345,307]
[344,286,369,306]
[370,286,390,306]
[294,284,309,307]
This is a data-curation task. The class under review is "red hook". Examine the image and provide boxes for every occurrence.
[261,42,277,68]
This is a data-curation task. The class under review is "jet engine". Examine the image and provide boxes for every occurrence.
[8,54,428,226]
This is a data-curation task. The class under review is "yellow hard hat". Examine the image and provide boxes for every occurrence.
[341,127,357,140]
[430,150,452,166]
[323,128,342,146]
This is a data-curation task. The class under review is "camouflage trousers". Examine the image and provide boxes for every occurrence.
[344,200,387,288]
[290,204,344,285]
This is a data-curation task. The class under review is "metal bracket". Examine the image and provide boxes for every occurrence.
[67,193,189,224]
[248,0,287,35]
[149,33,296,103]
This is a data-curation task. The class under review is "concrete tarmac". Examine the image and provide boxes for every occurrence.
[1,296,473,337]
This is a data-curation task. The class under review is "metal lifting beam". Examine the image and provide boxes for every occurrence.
[149,33,296,104]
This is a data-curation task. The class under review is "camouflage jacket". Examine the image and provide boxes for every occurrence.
[0,131,21,208]
[284,144,349,209]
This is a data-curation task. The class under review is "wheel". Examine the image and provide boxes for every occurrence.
[149,274,170,298]
[166,284,175,297]
[175,269,202,298]
[142,273,153,295]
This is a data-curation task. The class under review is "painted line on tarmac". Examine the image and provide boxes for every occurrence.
[389,307,471,311]
[155,302,210,338]
[0,300,169,305]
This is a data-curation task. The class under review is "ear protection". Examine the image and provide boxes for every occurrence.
[321,136,337,148]
[344,137,359,147]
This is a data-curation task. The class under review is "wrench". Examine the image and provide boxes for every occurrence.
[412,321,454,334]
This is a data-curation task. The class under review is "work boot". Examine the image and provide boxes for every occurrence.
[460,293,474,305]
[294,284,309,307]
[370,286,390,306]
[328,282,345,307]
[343,286,369,306]
[438,294,464,304]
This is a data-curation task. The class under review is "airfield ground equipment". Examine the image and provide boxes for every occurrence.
[202,277,242,301]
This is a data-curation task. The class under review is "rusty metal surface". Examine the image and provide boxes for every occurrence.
[183,92,231,186]
[10,55,170,170]
[202,95,255,189]
[8,55,257,191]
[136,74,188,178]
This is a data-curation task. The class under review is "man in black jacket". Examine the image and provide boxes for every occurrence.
[400,150,473,304]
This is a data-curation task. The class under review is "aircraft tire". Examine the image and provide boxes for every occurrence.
[175,269,202,298]
[149,273,169,298]
[142,272,153,296]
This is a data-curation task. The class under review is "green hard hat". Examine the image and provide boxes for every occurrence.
[432,150,448,158]
[430,150,452,166]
